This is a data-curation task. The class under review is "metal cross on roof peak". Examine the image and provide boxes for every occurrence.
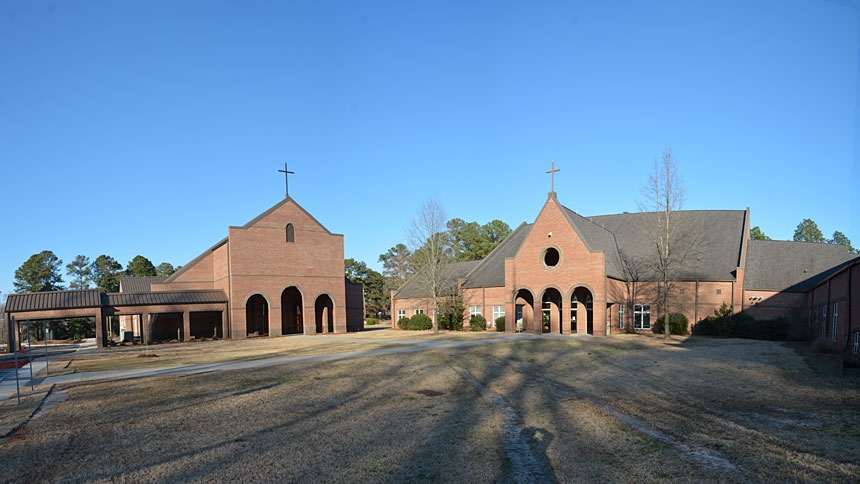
[278,162,295,197]
[546,161,560,192]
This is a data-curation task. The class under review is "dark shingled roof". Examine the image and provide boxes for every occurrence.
[395,260,481,299]
[562,207,625,278]
[120,276,168,293]
[105,290,228,307]
[462,223,532,288]
[462,208,747,290]
[5,290,102,312]
[743,240,853,291]
[586,210,747,281]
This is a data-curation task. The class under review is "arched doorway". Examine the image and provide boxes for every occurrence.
[315,294,334,334]
[281,287,303,335]
[570,287,594,335]
[541,288,562,334]
[514,288,535,333]
[246,294,269,337]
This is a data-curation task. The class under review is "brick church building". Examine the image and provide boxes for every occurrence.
[5,196,364,348]
[392,190,860,363]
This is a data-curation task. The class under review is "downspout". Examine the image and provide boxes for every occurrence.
[226,242,233,339]
[847,263,853,356]
[731,280,735,314]
[695,280,699,324]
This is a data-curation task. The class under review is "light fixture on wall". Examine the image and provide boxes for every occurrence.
[548,231,552,238]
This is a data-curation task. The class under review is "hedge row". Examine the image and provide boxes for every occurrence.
[693,303,790,340]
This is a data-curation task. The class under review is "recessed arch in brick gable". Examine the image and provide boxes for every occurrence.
[281,286,304,335]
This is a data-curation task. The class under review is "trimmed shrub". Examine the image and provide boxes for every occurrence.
[397,317,411,330]
[693,304,791,340]
[469,314,487,332]
[366,318,379,326]
[651,312,689,335]
[495,316,505,332]
[438,309,464,331]
[411,313,433,330]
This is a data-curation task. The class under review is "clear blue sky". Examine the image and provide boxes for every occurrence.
[2,0,858,298]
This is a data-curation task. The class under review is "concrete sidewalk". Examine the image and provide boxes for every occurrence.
[0,332,556,404]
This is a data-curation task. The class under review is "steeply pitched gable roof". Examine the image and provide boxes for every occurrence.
[744,240,853,291]
[394,260,481,299]
[586,210,747,281]
[560,207,625,279]
[462,223,532,288]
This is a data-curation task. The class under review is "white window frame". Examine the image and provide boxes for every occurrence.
[469,306,481,318]
[854,331,859,355]
[832,303,838,343]
[822,305,827,338]
[397,309,405,320]
[634,304,651,330]
[618,304,625,330]
[414,308,423,315]
[492,306,505,324]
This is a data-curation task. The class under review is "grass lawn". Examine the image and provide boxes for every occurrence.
[1,331,858,483]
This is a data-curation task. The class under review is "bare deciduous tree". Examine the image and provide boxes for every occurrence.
[638,148,687,339]
[408,198,451,334]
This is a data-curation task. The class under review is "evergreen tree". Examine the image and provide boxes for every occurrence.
[344,258,387,317]
[155,262,176,277]
[750,226,771,240]
[90,255,123,292]
[828,231,856,253]
[793,218,825,243]
[14,250,65,293]
[379,243,413,289]
[66,255,92,289]
[126,255,157,277]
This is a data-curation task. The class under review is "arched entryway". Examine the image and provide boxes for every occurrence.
[514,288,535,333]
[315,294,334,334]
[541,288,562,334]
[570,287,594,335]
[246,294,269,337]
[281,287,303,335]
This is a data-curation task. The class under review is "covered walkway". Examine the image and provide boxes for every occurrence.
[4,289,228,350]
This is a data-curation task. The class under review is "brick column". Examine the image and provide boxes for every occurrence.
[575,302,587,334]
[142,312,151,345]
[183,309,191,341]
[95,309,106,348]
[561,298,572,335]
[594,302,607,336]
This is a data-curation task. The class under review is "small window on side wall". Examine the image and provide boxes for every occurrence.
[286,223,295,243]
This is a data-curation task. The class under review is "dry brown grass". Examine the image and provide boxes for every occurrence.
[53,337,405,373]
[1,331,858,483]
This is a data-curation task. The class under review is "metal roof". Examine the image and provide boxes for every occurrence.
[119,276,168,293]
[4,288,227,313]
[5,290,102,312]
[105,290,228,307]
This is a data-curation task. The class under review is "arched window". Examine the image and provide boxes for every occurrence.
[286,223,295,243]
